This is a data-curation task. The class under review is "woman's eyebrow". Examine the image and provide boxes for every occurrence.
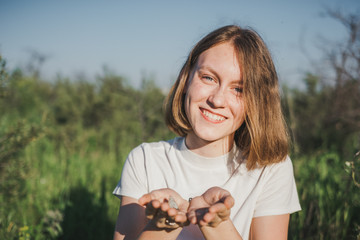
[197,65,216,73]
[230,80,243,84]
[196,65,220,78]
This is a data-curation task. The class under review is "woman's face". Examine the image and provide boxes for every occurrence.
[184,42,246,148]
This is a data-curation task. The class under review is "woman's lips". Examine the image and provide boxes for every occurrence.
[200,108,226,122]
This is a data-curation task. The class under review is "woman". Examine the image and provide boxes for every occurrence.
[113,25,301,239]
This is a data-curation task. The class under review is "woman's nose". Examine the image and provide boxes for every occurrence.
[207,88,226,108]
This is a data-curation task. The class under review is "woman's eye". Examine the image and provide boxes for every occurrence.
[203,76,214,81]
[234,87,243,93]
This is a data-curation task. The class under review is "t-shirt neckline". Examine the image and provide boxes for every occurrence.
[178,137,239,169]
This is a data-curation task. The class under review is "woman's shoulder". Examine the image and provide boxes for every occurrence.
[269,155,293,169]
[261,155,295,179]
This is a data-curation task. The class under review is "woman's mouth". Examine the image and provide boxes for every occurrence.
[200,108,226,122]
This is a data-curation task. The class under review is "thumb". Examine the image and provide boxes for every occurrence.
[187,209,198,224]
[223,195,235,209]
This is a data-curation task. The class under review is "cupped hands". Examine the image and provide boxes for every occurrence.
[138,187,234,230]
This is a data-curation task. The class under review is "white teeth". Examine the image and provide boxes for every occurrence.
[202,109,225,121]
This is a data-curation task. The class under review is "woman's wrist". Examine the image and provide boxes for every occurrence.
[199,219,243,240]
[136,220,183,240]
[144,218,182,231]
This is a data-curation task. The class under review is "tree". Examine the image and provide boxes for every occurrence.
[289,9,360,157]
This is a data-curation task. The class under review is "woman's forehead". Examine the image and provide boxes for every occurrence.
[194,43,241,78]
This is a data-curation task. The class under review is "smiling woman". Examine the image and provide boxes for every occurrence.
[112,25,301,240]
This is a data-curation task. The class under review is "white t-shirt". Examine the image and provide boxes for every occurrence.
[113,137,301,240]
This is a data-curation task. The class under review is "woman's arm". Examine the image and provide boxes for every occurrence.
[113,196,148,240]
[249,214,289,240]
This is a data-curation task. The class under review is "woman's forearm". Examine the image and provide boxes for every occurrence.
[199,219,243,240]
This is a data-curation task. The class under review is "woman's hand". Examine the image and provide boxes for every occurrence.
[138,188,190,230]
[187,187,234,227]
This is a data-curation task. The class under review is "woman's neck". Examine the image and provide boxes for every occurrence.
[185,133,234,158]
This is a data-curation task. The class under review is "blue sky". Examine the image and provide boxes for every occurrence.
[0,0,359,88]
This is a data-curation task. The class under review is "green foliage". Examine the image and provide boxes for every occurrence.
[0,56,174,239]
[0,120,41,240]
[0,121,39,201]
[285,13,360,238]
[284,71,360,239]
[289,152,360,239]
[285,73,360,157]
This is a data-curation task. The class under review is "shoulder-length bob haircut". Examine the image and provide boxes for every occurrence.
[164,25,289,170]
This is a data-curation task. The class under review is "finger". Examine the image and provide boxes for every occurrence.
[202,212,216,223]
[199,219,208,226]
[167,207,179,217]
[209,202,227,213]
[215,189,233,204]
[210,203,230,215]
[139,189,174,206]
[209,195,234,212]
[202,212,223,227]
[187,209,198,224]
[161,201,181,216]
[174,214,188,224]
[174,211,188,223]
[160,202,179,219]
[138,194,150,206]
[148,200,160,209]
[160,212,189,229]
[223,195,235,209]
[209,203,231,221]
[144,200,162,219]
[190,216,197,224]
[138,194,153,206]
[161,201,170,212]
[216,208,230,220]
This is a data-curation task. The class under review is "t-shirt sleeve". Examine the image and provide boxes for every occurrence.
[253,156,301,217]
[112,145,148,200]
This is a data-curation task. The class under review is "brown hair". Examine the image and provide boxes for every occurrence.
[164,25,289,170]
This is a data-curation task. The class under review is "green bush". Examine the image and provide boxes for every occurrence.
[289,152,360,239]
[0,59,173,239]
